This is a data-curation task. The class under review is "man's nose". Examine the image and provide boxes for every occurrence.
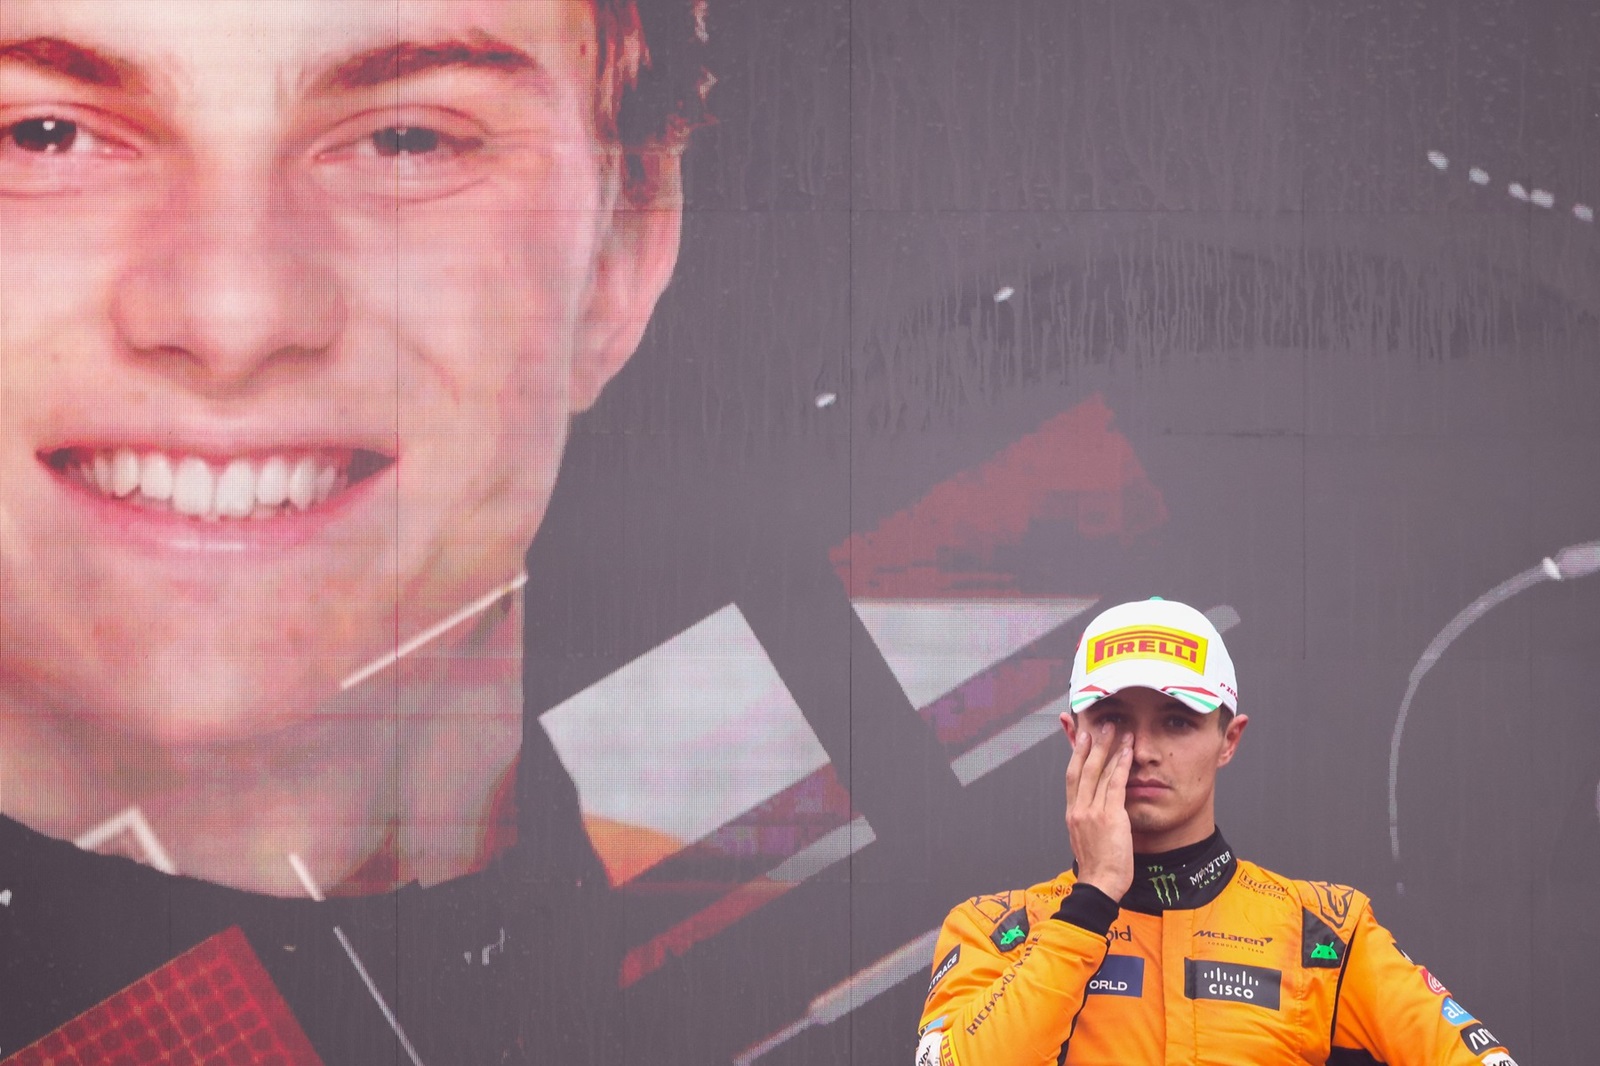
[1124,724,1159,764]
[111,174,345,390]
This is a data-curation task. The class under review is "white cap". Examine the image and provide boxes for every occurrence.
[1067,598,1238,715]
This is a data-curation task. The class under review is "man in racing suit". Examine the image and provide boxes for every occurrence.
[916,598,1518,1066]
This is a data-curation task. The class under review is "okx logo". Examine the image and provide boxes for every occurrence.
[1183,959,1281,1010]
[1459,1023,1505,1057]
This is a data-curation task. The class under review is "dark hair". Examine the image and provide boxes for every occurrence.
[593,1,715,197]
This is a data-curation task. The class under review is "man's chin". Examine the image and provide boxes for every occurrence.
[57,668,355,752]
[1127,807,1181,837]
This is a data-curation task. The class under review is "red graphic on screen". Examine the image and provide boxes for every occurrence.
[556,397,1167,991]
[831,394,1166,597]
[3,927,323,1066]
[835,395,1166,770]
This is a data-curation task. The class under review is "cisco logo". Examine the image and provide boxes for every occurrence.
[1183,959,1282,1010]
[1201,964,1259,1000]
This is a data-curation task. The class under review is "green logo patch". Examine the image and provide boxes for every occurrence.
[990,909,1031,952]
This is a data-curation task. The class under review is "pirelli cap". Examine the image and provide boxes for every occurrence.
[1068,597,1238,715]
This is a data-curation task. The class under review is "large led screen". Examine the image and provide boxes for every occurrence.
[0,1,1595,1064]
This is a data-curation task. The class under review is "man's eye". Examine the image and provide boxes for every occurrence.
[371,126,442,157]
[8,117,81,154]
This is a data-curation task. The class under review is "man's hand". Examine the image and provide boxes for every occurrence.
[1064,721,1134,901]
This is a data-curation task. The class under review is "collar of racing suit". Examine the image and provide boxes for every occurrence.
[1114,828,1236,914]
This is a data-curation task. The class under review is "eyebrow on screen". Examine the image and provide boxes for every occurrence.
[0,37,143,91]
[0,34,551,97]
[317,37,552,93]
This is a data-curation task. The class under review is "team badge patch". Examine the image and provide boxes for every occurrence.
[1301,909,1345,969]
[1086,625,1207,673]
[990,909,1031,952]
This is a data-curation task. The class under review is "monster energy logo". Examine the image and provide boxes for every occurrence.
[998,926,1025,947]
[1150,872,1180,906]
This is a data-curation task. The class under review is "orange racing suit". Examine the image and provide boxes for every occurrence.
[916,831,1517,1066]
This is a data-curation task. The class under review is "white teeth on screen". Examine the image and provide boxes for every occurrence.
[172,457,214,517]
[287,457,318,511]
[111,449,142,497]
[256,456,289,507]
[215,459,256,518]
[141,453,174,501]
[72,449,350,520]
[92,452,113,493]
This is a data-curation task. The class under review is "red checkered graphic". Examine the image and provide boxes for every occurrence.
[2,926,323,1065]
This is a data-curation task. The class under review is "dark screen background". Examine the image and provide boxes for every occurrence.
[535,0,1599,1061]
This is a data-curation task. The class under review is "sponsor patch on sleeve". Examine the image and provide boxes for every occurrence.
[1458,1023,1505,1057]
[1478,1052,1518,1066]
[989,909,1031,952]
[1440,997,1478,1027]
[1422,967,1451,997]
[915,1028,943,1066]
[927,946,960,997]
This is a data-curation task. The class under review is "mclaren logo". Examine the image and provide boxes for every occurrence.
[1087,626,1208,674]
[1195,929,1272,949]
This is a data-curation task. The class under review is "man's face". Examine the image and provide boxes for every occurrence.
[0,0,678,745]
[1069,687,1247,849]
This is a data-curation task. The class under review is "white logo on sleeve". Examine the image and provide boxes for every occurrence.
[915,1029,943,1066]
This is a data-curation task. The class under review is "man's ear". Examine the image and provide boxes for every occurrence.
[1216,713,1249,767]
[1060,711,1080,745]
[570,147,684,414]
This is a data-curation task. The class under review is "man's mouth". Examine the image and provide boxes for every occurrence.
[44,446,395,521]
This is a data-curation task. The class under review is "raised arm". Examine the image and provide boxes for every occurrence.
[914,724,1134,1065]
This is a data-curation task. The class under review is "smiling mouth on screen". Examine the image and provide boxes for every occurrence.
[42,446,395,522]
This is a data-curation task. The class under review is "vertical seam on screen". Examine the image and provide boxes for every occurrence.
[847,0,857,1054]
[390,0,404,1049]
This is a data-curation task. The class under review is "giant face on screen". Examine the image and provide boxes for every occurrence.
[0,0,685,890]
